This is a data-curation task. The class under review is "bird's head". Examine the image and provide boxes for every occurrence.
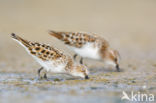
[70,64,89,79]
[102,48,121,71]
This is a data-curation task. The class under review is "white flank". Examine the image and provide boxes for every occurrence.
[32,56,67,73]
[71,43,101,60]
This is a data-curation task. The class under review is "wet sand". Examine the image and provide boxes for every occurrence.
[0,0,156,103]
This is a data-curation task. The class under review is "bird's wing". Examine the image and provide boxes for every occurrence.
[11,33,66,61]
[49,30,97,48]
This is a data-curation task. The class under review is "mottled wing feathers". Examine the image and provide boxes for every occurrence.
[11,33,65,61]
[28,42,64,61]
[49,30,96,48]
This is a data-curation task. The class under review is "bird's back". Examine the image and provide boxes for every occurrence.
[11,33,70,72]
[49,31,98,48]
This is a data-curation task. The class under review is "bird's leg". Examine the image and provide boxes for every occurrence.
[43,71,49,81]
[43,73,47,79]
[38,67,44,79]
[116,65,120,72]
[73,54,78,60]
[80,57,83,64]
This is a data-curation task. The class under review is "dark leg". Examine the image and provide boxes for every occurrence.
[38,67,44,78]
[43,73,49,81]
[80,57,83,64]
[73,54,78,60]
[116,65,120,72]
[38,67,49,80]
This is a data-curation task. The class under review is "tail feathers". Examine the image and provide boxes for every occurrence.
[11,33,30,47]
[48,30,63,40]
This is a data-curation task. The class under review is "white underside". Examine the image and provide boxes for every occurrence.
[13,39,67,73]
[32,56,66,73]
[71,43,101,60]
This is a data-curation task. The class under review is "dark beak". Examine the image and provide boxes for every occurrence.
[116,64,120,72]
[85,75,89,79]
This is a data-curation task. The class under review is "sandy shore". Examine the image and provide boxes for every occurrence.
[0,0,156,103]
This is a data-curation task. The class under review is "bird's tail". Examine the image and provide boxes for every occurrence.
[48,30,63,40]
[11,33,30,47]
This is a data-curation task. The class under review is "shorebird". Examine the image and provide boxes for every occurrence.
[10,33,89,80]
[49,30,120,72]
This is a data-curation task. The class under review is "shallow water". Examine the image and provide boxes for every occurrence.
[0,73,121,103]
[0,72,155,103]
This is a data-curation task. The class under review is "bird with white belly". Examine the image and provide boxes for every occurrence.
[11,33,89,80]
[49,30,120,72]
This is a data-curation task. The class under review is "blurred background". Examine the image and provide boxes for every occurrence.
[0,0,156,103]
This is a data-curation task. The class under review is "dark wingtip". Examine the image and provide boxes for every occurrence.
[10,33,16,38]
[11,33,15,36]
[48,30,63,39]
[48,30,56,34]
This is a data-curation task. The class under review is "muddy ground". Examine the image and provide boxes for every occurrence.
[0,0,156,103]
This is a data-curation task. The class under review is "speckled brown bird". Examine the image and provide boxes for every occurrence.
[49,30,120,72]
[11,33,89,80]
